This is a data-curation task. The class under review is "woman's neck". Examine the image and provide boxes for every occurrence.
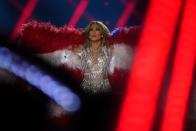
[91,40,101,50]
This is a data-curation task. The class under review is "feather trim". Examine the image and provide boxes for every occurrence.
[109,44,133,74]
[63,50,82,69]
[108,26,140,47]
[20,20,84,53]
[38,49,81,70]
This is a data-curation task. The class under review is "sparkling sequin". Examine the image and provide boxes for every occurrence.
[80,46,111,93]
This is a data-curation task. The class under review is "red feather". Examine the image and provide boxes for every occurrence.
[19,21,84,53]
[108,26,141,47]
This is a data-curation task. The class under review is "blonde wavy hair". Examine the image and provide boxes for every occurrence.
[83,21,110,48]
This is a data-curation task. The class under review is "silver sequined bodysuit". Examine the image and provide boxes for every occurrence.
[80,46,111,93]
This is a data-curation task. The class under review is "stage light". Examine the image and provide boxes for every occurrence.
[0,46,80,112]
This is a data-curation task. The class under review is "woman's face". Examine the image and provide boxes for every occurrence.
[88,24,102,42]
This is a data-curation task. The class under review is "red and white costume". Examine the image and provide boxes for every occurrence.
[19,20,140,94]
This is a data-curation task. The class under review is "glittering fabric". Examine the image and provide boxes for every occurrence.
[80,46,111,93]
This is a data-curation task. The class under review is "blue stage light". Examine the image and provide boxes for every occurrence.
[0,46,80,112]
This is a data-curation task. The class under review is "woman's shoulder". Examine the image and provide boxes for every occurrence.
[107,45,114,52]
[72,44,84,53]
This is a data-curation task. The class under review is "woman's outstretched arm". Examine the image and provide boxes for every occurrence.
[19,20,84,53]
[108,25,141,47]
